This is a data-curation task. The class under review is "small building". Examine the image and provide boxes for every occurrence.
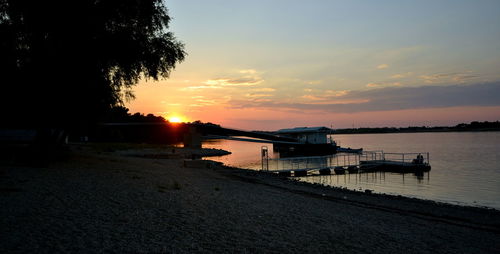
[275,127,334,144]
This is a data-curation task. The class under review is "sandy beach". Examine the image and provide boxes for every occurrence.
[1,144,499,253]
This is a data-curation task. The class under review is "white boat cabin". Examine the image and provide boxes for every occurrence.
[275,127,334,144]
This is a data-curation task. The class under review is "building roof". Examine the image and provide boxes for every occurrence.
[275,126,333,134]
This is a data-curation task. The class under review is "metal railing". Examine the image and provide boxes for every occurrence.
[382,152,429,165]
[261,147,430,172]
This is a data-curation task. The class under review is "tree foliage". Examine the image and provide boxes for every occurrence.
[0,0,185,128]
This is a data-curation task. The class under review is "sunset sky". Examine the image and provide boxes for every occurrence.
[127,0,500,130]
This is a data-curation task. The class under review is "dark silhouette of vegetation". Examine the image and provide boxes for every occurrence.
[104,106,166,123]
[0,0,185,129]
[89,106,179,143]
[455,121,500,130]
[91,106,286,144]
[90,106,227,144]
[334,121,500,134]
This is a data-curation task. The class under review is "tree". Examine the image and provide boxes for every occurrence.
[0,0,185,129]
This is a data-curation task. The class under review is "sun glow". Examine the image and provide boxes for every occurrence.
[168,116,184,123]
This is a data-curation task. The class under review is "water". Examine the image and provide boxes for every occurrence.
[202,132,500,210]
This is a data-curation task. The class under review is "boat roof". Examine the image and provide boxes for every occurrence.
[276,126,333,134]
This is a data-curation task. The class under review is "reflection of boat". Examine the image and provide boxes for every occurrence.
[337,147,363,154]
[334,166,345,174]
[319,167,332,175]
[347,165,359,173]
[273,127,337,156]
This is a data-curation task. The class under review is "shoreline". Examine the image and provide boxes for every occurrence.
[210,157,499,212]
[240,166,500,212]
[292,172,499,211]
[1,143,499,253]
[217,165,500,230]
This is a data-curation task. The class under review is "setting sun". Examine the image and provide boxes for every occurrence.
[168,116,184,123]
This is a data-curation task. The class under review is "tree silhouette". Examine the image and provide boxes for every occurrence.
[0,0,185,129]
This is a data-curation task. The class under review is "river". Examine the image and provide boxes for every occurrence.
[202,131,500,210]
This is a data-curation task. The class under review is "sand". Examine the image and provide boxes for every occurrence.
[1,144,499,253]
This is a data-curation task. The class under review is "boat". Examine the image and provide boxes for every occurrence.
[337,147,363,154]
[273,127,337,156]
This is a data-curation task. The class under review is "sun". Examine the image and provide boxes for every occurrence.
[168,116,183,123]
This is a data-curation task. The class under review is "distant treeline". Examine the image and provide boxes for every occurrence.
[77,106,220,144]
[101,106,168,124]
[334,121,500,134]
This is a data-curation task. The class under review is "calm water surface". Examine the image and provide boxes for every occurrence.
[203,132,500,209]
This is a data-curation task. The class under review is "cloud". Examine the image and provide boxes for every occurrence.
[252,87,276,92]
[180,85,223,91]
[366,82,402,88]
[301,95,326,101]
[299,90,350,102]
[325,90,349,97]
[180,70,264,90]
[307,80,322,85]
[390,72,413,79]
[228,82,500,113]
[377,64,389,69]
[203,69,264,87]
[245,93,273,98]
[239,69,257,74]
[420,72,478,84]
[452,74,478,82]
[204,77,264,87]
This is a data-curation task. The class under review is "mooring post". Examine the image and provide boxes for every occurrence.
[261,146,269,171]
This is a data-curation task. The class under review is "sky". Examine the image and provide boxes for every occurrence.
[126,0,500,130]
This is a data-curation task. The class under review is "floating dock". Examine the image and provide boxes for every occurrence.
[261,148,430,177]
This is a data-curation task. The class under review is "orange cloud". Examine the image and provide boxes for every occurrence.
[325,90,349,97]
[301,95,325,101]
[245,93,273,98]
[390,72,413,79]
[252,87,275,92]
[377,64,389,69]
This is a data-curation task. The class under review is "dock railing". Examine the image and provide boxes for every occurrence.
[265,154,331,172]
[262,153,361,172]
[382,152,429,165]
[261,146,430,173]
[359,150,385,162]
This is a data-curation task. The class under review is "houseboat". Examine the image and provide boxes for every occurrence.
[273,126,337,156]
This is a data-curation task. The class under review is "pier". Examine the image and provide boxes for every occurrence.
[261,147,431,176]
